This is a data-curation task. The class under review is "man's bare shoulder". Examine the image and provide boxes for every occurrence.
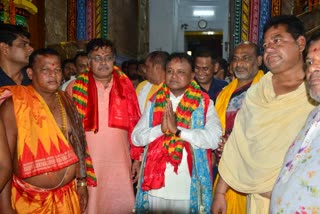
[0,97,14,116]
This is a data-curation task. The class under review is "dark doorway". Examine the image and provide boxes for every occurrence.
[185,31,223,58]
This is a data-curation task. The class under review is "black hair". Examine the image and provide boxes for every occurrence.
[192,47,216,65]
[74,51,87,62]
[263,15,306,40]
[127,59,138,67]
[0,23,31,46]
[62,58,75,70]
[216,57,228,71]
[146,51,170,70]
[86,38,116,56]
[166,52,194,71]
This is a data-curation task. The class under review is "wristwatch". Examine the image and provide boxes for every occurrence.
[175,129,181,137]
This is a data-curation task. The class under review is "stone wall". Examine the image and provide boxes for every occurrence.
[137,0,149,59]
[108,0,139,58]
[44,0,149,60]
[45,0,67,46]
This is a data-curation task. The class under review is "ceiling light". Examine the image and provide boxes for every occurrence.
[193,10,214,16]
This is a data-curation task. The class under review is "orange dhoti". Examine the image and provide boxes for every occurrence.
[11,175,81,214]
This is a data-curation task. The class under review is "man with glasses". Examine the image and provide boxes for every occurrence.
[0,23,34,86]
[193,48,228,103]
[66,38,143,213]
[212,15,316,214]
[213,41,264,214]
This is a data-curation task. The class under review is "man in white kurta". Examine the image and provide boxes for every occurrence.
[132,52,222,213]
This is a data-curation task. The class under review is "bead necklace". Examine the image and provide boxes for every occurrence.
[44,93,68,190]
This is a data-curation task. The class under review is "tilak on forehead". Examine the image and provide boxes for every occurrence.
[313,47,318,52]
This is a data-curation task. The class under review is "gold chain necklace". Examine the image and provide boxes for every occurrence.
[56,92,67,135]
[45,92,68,189]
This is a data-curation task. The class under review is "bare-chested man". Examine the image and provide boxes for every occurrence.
[0,48,88,213]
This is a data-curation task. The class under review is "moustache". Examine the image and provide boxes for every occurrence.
[309,70,320,79]
[234,67,246,72]
[98,65,110,70]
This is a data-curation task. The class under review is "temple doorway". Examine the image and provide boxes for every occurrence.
[184,31,223,58]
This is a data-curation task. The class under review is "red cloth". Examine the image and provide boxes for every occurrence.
[75,68,143,160]
[84,71,99,132]
[142,88,211,191]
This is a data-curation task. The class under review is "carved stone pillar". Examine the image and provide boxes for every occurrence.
[137,0,149,59]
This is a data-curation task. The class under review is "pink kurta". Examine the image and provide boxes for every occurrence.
[67,80,135,214]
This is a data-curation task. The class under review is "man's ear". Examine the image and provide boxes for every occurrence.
[296,35,307,52]
[26,67,33,80]
[0,43,8,55]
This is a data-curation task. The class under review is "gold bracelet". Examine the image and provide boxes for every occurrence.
[77,180,87,187]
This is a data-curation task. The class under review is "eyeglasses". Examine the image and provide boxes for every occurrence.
[194,65,212,72]
[90,55,115,63]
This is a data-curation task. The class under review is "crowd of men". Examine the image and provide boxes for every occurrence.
[0,14,320,214]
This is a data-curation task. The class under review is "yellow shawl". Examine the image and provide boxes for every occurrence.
[136,80,163,110]
[215,70,264,133]
[219,72,314,194]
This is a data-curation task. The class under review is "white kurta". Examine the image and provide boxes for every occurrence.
[137,81,153,112]
[132,92,221,200]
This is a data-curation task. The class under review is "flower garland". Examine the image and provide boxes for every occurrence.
[72,70,89,118]
[152,80,202,171]
[72,66,126,119]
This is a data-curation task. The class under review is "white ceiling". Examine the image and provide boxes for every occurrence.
[178,0,227,22]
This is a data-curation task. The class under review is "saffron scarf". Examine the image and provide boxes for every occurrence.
[142,80,203,191]
[72,66,143,185]
[0,86,79,178]
[215,70,264,133]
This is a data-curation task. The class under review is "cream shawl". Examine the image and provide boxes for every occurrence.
[219,72,315,194]
[136,80,163,111]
